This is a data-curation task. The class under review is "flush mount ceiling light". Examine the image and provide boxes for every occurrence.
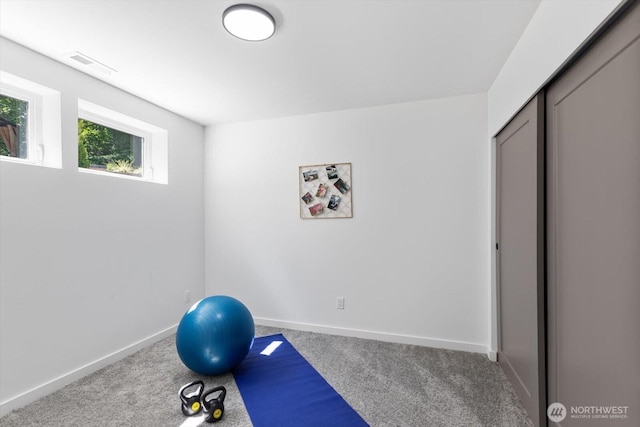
[223,4,275,41]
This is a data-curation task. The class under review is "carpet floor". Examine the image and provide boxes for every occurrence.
[0,325,533,426]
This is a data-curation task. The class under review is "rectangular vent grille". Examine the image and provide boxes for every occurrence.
[70,54,93,65]
[64,51,116,75]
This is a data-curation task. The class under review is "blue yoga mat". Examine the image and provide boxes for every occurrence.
[233,334,369,427]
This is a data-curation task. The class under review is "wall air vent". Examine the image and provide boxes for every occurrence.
[64,51,117,76]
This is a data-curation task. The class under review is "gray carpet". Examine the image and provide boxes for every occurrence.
[0,326,533,426]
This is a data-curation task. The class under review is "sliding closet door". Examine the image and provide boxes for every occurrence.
[546,2,640,426]
[496,94,545,427]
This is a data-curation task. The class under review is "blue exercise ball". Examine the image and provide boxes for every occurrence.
[176,295,255,375]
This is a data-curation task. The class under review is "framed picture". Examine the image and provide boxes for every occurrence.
[299,162,352,219]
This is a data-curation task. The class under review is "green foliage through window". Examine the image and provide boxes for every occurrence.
[78,137,90,168]
[78,119,143,176]
[0,94,28,158]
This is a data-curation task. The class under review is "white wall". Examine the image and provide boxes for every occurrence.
[488,0,623,136]
[0,37,205,415]
[204,93,490,353]
[487,0,624,353]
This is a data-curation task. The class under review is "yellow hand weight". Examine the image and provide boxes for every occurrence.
[202,385,226,423]
[178,380,204,417]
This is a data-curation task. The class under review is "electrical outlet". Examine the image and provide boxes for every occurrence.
[185,290,191,303]
[337,297,345,310]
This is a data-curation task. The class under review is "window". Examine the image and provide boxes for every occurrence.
[0,93,28,159]
[78,119,145,177]
[0,71,61,168]
[78,100,168,184]
[0,71,61,167]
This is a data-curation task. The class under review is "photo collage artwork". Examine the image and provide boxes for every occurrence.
[299,163,352,219]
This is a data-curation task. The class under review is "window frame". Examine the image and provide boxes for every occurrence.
[78,112,151,180]
[0,71,61,168]
[78,99,168,184]
[0,87,34,160]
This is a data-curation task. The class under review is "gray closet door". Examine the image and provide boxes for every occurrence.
[496,94,545,427]
[546,2,640,426]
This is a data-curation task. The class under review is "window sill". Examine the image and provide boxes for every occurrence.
[0,154,59,169]
[78,167,163,184]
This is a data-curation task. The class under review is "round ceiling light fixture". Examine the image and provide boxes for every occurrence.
[223,4,276,41]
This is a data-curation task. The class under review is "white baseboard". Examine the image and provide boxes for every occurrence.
[0,324,178,418]
[1,320,494,417]
[254,317,490,356]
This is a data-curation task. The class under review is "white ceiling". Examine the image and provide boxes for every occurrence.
[0,0,540,126]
